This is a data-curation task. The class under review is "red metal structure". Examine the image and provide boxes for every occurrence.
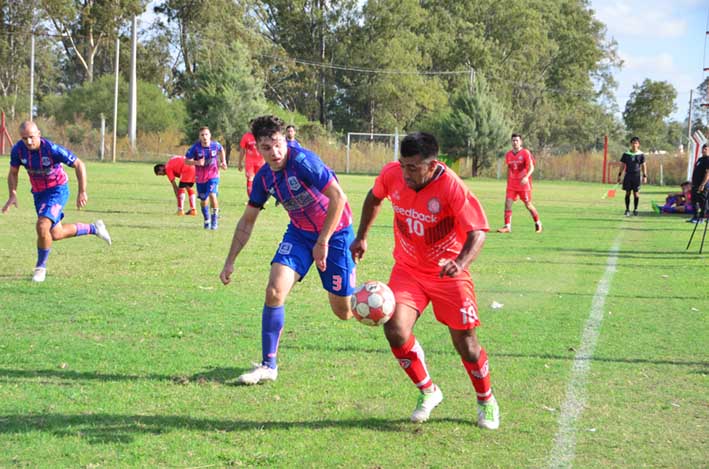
[602,134,609,183]
[0,112,13,155]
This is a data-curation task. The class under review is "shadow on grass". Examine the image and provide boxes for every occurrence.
[0,366,247,385]
[0,413,430,443]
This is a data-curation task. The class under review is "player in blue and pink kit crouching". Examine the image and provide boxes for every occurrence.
[219,115,356,385]
[2,121,111,282]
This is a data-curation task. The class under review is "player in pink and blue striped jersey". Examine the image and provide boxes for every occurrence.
[185,126,227,229]
[220,115,356,385]
[2,121,112,282]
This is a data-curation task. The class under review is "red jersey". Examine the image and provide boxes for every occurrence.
[240,132,265,165]
[505,148,534,191]
[165,155,195,183]
[373,161,489,275]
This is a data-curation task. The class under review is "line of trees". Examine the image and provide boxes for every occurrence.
[1,0,704,171]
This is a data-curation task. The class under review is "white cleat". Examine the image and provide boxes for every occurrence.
[237,363,278,385]
[477,395,500,430]
[410,385,443,423]
[94,220,112,245]
[32,267,47,282]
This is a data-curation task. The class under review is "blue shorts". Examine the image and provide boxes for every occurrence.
[196,178,219,200]
[33,184,69,227]
[272,224,357,297]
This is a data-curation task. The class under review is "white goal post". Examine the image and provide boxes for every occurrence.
[345,130,400,174]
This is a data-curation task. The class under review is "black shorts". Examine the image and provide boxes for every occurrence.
[622,174,641,192]
[178,181,194,189]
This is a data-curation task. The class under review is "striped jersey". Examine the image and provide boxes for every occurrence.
[249,146,352,233]
[10,138,77,193]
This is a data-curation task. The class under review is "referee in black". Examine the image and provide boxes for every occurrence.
[689,143,709,223]
[617,136,647,216]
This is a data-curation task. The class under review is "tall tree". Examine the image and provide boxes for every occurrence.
[439,79,510,176]
[331,0,447,133]
[40,0,144,83]
[0,1,59,119]
[182,33,267,158]
[250,0,359,124]
[623,79,677,150]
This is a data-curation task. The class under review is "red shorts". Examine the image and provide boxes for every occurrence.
[388,263,480,330]
[245,158,265,179]
[506,188,532,202]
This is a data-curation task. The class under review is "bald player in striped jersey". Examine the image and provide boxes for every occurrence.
[2,121,111,282]
[351,131,499,429]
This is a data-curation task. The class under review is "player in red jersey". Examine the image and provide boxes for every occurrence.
[238,130,266,196]
[350,132,500,429]
[497,133,542,233]
[154,155,197,215]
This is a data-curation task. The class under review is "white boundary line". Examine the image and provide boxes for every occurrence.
[548,235,621,468]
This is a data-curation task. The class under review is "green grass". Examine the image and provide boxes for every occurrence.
[0,158,707,467]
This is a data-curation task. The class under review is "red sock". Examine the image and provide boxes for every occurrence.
[530,209,540,223]
[391,335,433,391]
[246,180,253,197]
[187,188,196,209]
[504,210,512,225]
[462,347,492,402]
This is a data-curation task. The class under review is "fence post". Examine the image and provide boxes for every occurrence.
[99,114,105,161]
[602,134,608,183]
[346,133,350,174]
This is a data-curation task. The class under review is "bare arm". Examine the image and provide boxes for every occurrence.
[169,178,179,197]
[440,229,486,278]
[642,162,648,181]
[220,147,227,170]
[350,189,384,263]
[313,180,348,272]
[220,205,261,285]
[617,158,626,182]
[73,158,88,208]
[521,159,535,186]
[237,147,245,171]
[2,166,20,213]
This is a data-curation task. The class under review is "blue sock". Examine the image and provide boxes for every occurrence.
[36,248,51,268]
[261,305,285,369]
[201,206,210,221]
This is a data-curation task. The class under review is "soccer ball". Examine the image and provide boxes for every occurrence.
[350,281,396,326]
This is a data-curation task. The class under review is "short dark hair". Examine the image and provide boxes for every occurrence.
[153,164,165,175]
[630,136,640,144]
[286,124,296,131]
[702,143,708,150]
[400,132,439,160]
[251,115,285,140]
[198,126,210,133]
[511,133,523,140]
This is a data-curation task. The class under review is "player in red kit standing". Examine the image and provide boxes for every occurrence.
[350,132,499,429]
[238,130,266,197]
[497,133,542,233]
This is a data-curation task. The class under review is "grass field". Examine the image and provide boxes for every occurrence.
[0,158,707,468]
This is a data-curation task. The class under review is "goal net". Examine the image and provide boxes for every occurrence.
[345,132,401,174]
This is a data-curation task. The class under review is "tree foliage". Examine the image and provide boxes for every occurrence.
[623,79,677,150]
[40,0,145,84]
[46,74,185,135]
[439,78,510,176]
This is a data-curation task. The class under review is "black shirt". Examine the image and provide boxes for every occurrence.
[691,156,709,188]
[620,152,645,175]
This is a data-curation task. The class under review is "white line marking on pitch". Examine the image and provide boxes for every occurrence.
[548,236,621,468]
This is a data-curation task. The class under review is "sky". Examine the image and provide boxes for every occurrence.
[590,0,709,122]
